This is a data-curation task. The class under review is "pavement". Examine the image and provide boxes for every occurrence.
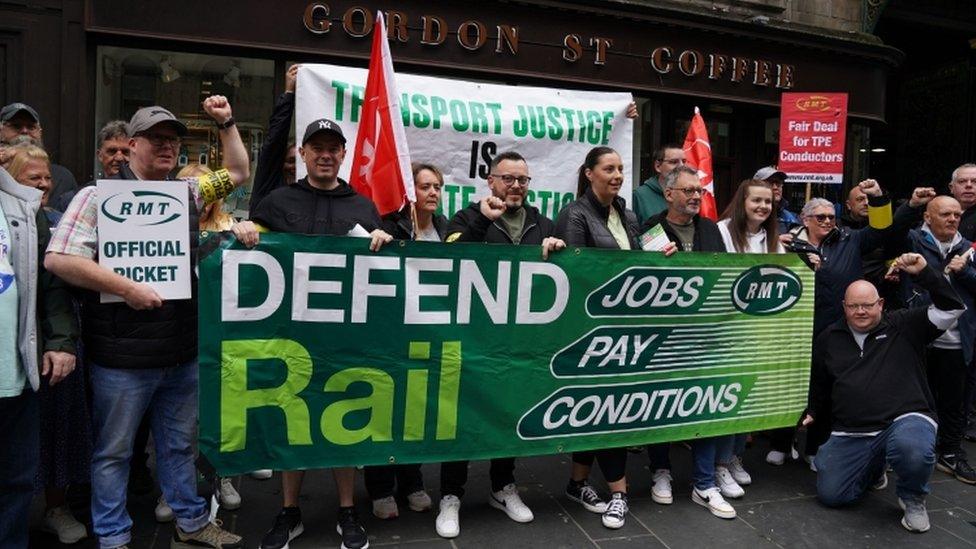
[29,437,976,548]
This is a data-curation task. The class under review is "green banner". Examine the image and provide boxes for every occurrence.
[198,233,813,475]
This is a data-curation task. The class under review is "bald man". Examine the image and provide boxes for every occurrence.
[901,196,976,485]
[805,253,964,532]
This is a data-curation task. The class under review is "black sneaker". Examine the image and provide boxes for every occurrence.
[260,507,304,549]
[936,455,976,485]
[565,480,608,514]
[336,507,369,549]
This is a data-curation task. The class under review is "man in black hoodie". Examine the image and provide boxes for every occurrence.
[804,253,965,533]
[232,118,391,549]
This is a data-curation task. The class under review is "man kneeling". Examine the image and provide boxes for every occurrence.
[803,253,965,532]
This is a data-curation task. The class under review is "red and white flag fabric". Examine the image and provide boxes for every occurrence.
[682,107,717,220]
[349,11,414,216]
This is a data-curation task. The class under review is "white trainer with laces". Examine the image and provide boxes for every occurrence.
[692,486,737,519]
[489,483,534,523]
[218,477,241,510]
[651,469,673,505]
[765,450,786,466]
[43,506,88,544]
[715,466,745,499]
[728,456,752,485]
[155,496,174,523]
[435,495,461,538]
[250,469,273,480]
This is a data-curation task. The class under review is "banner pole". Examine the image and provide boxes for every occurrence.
[410,201,418,240]
[805,182,812,204]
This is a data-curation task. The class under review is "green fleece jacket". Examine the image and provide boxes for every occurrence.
[633,175,668,225]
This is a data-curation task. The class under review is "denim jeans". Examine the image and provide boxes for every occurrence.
[815,414,936,506]
[0,389,37,548]
[691,437,719,490]
[90,361,209,548]
[716,434,747,464]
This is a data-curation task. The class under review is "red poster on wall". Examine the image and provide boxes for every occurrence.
[778,93,848,184]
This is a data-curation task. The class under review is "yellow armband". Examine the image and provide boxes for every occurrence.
[198,168,235,205]
[867,202,892,229]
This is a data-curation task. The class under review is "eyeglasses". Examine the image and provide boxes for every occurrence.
[844,299,881,312]
[672,186,703,197]
[491,173,531,187]
[807,213,836,223]
[661,158,685,166]
[137,132,181,148]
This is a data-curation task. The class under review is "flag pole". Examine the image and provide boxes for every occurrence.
[410,201,419,241]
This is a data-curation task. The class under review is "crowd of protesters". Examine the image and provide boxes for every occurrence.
[1,63,975,549]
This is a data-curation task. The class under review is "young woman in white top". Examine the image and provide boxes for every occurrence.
[713,179,784,499]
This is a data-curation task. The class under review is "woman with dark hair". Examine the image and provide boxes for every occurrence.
[381,163,449,241]
[554,146,639,529]
[712,179,785,501]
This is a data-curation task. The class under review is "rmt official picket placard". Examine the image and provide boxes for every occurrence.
[295,63,634,220]
[778,92,848,184]
[96,179,191,302]
[198,233,813,475]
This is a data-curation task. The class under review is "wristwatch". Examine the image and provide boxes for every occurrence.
[216,117,236,130]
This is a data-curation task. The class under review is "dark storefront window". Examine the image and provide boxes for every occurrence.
[96,46,275,217]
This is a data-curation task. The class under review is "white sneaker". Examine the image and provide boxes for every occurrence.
[43,506,87,544]
[728,456,752,485]
[435,495,461,538]
[372,495,399,519]
[218,477,241,510]
[407,489,432,512]
[692,487,737,519]
[250,469,273,480]
[651,469,673,505]
[715,466,745,499]
[601,492,628,529]
[488,483,534,523]
[806,455,818,473]
[155,496,174,523]
[765,450,786,466]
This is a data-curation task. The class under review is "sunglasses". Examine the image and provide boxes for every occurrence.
[808,213,836,223]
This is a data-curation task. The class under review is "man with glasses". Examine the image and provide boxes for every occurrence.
[45,99,249,549]
[0,103,79,211]
[640,164,735,519]
[439,150,563,538]
[804,252,964,532]
[900,196,976,485]
[633,144,685,224]
[753,166,800,235]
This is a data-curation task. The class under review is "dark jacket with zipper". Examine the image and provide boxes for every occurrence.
[901,227,976,364]
[249,91,294,212]
[80,163,199,369]
[251,177,382,235]
[641,210,725,253]
[445,201,554,245]
[382,204,449,241]
[808,265,964,433]
[554,188,640,249]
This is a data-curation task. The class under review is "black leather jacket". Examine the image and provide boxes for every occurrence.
[554,188,640,250]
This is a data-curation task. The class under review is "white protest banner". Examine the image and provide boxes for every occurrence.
[296,63,634,219]
[96,179,191,302]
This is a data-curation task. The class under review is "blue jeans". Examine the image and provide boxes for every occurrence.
[691,437,719,490]
[815,415,936,507]
[0,388,38,548]
[90,361,208,548]
[716,434,747,464]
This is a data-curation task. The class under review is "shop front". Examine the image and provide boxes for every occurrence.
[16,0,904,214]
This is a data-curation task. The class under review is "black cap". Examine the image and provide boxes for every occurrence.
[302,118,346,146]
[1,103,40,124]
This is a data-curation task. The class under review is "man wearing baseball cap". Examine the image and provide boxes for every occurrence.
[231,117,392,549]
[45,96,249,549]
[754,166,800,234]
[1,102,79,210]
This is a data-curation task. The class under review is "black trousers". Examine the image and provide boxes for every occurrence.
[364,464,425,500]
[0,390,38,549]
[572,449,627,484]
[440,458,515,498]
[927,347,968,457]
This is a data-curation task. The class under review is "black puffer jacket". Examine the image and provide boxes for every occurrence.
[382,204,449,241]
[251,178,381,235]
[554,188,639,249]
[445,201,554,245]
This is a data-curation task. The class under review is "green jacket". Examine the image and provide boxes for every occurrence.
[633,175,668,225]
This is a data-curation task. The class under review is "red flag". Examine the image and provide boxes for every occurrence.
[349,11,414,216]
[682,107,717,220]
